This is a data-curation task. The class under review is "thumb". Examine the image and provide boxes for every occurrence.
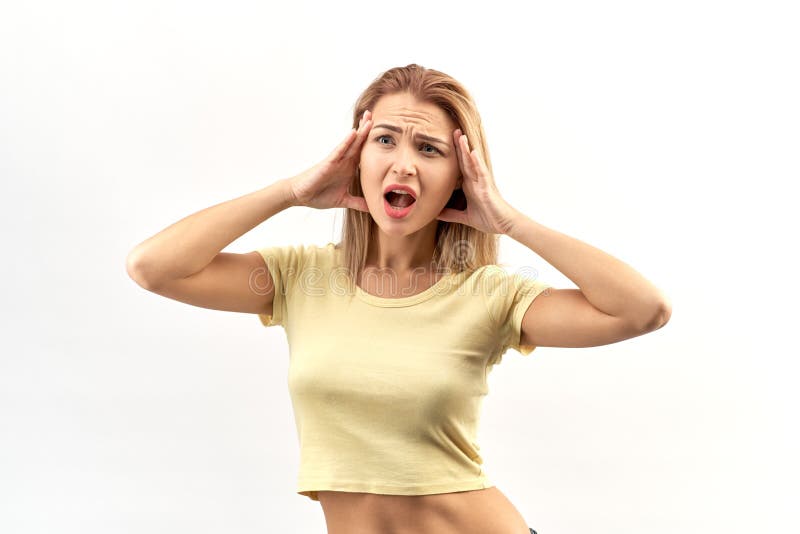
[342,194,370,213]
[436,207,467,225]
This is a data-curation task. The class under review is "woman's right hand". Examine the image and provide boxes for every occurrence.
[288,110,373,212]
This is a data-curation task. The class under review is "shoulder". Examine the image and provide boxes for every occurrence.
[259,241,337,264]
[469,263,541,293]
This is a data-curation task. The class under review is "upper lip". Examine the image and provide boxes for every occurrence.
[383,184,418,200]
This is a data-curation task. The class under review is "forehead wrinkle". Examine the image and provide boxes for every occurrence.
[371,123,450,148]
[389,106,446,128]
[389,105,435,121]
[371,98,454,148]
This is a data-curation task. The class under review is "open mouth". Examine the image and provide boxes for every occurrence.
[383,190,417,209]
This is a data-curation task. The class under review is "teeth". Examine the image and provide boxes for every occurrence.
[388,189,415,199]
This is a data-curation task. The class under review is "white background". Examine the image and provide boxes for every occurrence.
[1,1,797,533]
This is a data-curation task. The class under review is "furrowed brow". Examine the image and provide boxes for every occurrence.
[373,123,449,147]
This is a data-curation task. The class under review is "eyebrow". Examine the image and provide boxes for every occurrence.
[372,123,449,148]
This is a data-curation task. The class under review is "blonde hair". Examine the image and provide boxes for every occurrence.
[336,64,500,292]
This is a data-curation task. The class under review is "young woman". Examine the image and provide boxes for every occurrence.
[127,64,671,534]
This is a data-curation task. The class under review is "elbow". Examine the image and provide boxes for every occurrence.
[660,299,672,326]
[644,299,672,332]
[126,248,158,290]
[625,297,671,333]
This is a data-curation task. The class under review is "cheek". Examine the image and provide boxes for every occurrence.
[418,184,457,209]
[359,152,384,177]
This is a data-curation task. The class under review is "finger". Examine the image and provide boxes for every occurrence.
[466,144,479,172]
[467,146,492,184]
[332,128,358,161]
[358,117,373,142]
[344,118,372,160]
[453,128,464,147]
[461,134,474,165]
[453,129,465,170]
[456,133,475,179]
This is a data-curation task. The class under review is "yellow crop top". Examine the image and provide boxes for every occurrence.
[254,242,552,502]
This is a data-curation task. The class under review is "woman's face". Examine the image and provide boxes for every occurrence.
[359,92,461,236]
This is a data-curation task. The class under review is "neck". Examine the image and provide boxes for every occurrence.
[366,220,439,273]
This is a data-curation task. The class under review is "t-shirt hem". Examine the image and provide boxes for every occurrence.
[258,312,279,327]
[510,282,554,356]
[296,475,495,502]
[254,246,287,327]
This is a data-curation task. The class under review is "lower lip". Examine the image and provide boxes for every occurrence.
[383,197,416,219]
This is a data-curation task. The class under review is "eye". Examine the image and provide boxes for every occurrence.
[375,135,442,155]
[421,143,440,154]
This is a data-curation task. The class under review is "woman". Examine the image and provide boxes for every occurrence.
[127,64,671,534]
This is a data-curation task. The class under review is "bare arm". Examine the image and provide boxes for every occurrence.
[506,213,670,330]
[506,213,671,349]
[125,178,298,316]
[127,178,296,285]
[125,113,373,314]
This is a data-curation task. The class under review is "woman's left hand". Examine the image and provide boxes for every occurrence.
[436,129,519,235]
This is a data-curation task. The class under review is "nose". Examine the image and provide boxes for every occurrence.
[391,142,418,177]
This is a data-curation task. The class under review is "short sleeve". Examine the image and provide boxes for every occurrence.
[253,244,306,328]
[481,265,553,358]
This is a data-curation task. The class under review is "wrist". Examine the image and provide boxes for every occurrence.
[278,177,299,208]
[504,208,530,239]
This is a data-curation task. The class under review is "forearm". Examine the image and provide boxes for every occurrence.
[127,178,296,283]
[506,210,670,328]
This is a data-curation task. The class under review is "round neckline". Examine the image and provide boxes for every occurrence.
[354,271,458,307]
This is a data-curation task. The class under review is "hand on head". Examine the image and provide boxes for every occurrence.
[288,110,373,212]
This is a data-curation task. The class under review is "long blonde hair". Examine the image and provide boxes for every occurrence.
[337,64,500,292]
